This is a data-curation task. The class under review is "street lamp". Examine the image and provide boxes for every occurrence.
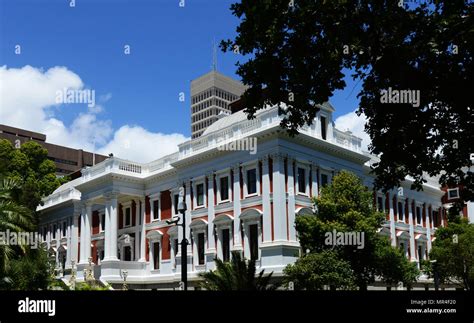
[166,186,188,290]
[122,270,128,290]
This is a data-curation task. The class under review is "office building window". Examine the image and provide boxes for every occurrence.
[220,176,229,201]
[247,169,257,195]
[197,233,205,265]
[196,183,204,207]
[152,200,160,220]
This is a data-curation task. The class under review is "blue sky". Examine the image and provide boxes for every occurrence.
[0,0,364,162]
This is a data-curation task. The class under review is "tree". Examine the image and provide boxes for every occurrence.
[284,250,356,290]
[429,218,474,290]
[286,170,418,290]
[0,178,34,274]
[222,0,473,211]
[198,251,275,290]
[0,139,66,211]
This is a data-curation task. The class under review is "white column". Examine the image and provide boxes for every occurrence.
[79,205,86,264]
[110,195,118,260]
[46,224,51,249]
[262,156,272,242]
[232,164,243,250]
[287,157,296,241]
[185,180,195,258]
[207,173,216,252]
[272,154,287,241]
[65,216,72,268]
[388,193,396,247]
[104,194,119,261]
[70,210,80,264]
[407,198,416,261]
[139,197,146,262]
[84,203,92,261]
[311,163,319,198]
[426,204,432,253]
[134,199,140,261]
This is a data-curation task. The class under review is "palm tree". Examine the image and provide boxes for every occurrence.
[198,251,276,290]
[0,178,34,275]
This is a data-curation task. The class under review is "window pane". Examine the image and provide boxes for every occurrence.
[398,202,404,220]
[220,177,229,201]
[222,229,230,262]
[249,224,259,260]
[247,169,257,195]
[153,242,160,269]
[125,208,131,226]
[198,233,205,265]
[153,200,159,220]
[321,174,328,187]
[197,184,204,206]
[298,168,306,193]
[321,116,327,140]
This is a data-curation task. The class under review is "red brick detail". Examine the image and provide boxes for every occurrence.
[161,190,172,220]
[92,211,100,235]
[269,158,273,194]
[145,196,151,223]
[162,228,171,260]
[119,204,123,229]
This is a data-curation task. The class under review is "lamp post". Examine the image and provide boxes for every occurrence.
[167,186,188,290]
[122,270,128,290]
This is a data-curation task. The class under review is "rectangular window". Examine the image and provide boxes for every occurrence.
[321,116,327,140]
[416,207,422,225]
[249,224,259,261]
[197,233,205,265]
[321,174,329,187]
[297,167,306,194]
[433,211,439,227]
[125,207,131,227]
[418,246,423,260]
[153,242,160,270]
[101,213,105,232]
[377,197,384,212]
[222,228,230,262]
[153,200,160,220]
[196,183,204,207]
[62,222,67,237]
[247,169,257,195]
[447,188,459,200]
[398,202,404,221]
[220,176,229,201]
[53,224,57,239]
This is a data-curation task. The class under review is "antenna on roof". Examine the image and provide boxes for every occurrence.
[212,37,217,71]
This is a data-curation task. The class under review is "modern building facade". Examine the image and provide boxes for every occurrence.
[0,124,107,177]
[190,70,246,139]
[37,102,461,289]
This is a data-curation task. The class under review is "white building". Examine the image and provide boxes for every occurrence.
[37,102,448,289]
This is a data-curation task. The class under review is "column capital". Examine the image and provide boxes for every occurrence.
[104,191,120,201]
[232,163,241,173]
[270,152,285,162]
[260,154,270,165]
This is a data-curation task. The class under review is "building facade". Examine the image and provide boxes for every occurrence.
[0,124,107,177]
[190,71,246,139]
[37,103,452,289]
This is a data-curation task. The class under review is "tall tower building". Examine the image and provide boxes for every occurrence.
[190,70,246,138]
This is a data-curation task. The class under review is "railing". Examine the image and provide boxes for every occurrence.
[333,128,362,152]
[38,187,81,211]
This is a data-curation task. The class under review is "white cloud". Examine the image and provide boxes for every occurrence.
[334,110,371,152]
[0,65,188,163]
[98,125,188,163]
